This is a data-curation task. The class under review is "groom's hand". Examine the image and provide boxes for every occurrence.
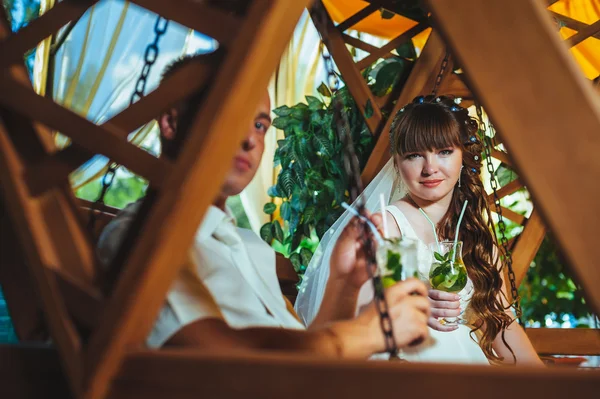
[329,213,385,289]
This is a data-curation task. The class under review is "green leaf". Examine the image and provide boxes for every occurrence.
[267,185,279,198]
[372,60,404,96]
[317,82,332,98]
[272,117,289,130]
[364,99,374,119]
[306,95,324,111]
[273,105,292,117]
[272,221,284,243]
[300,247,313,266]
[260,222,273,243]
[290,252,302,271]
[280,169,294,197]
[313,134,334,157]
[280,200,291,221]
[434,252,445,262]
[396,41,417,60]
[263,202,277,215]
[303,206,316,224]
[380,8,395,19]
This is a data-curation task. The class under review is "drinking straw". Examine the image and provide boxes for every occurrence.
[452,200,469,263]
[418,208,440,252]
[379,193,389,239]
[341,202,384,244]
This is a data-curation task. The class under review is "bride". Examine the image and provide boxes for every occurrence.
[296,95,543,365]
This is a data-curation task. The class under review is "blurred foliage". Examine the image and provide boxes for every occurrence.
[261,51,414,275]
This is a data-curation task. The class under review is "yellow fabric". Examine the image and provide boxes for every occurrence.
[549,0,600,79]
[326,0,600,79]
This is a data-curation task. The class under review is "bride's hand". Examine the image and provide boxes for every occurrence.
[329,213,384,290]
[428,289,460,332]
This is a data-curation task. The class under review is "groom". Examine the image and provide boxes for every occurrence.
[98,53,430,357]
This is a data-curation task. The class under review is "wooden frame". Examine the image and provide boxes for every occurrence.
[425,0,600,317]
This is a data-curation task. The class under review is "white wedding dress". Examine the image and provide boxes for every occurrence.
[295,159,490,364]
[370,205,490,364]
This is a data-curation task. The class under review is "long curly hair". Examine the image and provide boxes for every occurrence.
[389,95,515,364]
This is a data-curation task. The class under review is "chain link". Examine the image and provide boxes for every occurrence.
[314,2,399,359]
[88,15,169,234]
[476,104,523,326]
[430,51,450,97]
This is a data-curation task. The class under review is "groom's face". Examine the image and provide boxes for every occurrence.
[220,90,272,196]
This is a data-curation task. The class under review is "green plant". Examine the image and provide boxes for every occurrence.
[260,54,413,275]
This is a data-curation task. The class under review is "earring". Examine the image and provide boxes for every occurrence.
[458,165,464,188]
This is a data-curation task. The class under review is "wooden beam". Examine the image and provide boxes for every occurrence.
[342,33,379,54]
[23,58,218,197]
[0,77,171,190]
[109,350,599,399]
[310,1,383,135]
[426,0,600,315]
[52,269,103,330]
[337,3,379,32]
[527,328,600,356]
[0,200,48,341]
[487,178,523,204]
[81,2,310,398]
[494,205,526,226]
[361,31,447,185]
[0,118,84,394]
[356,22,428,71]
[490,148,512,167]
[0,345,72,399]
[0,0,96,69]
[549,11,600,42]
[129,0,239,47]
[566,19,600,48]
[510,210,546,287]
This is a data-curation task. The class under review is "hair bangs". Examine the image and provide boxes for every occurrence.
[394,104,462,156]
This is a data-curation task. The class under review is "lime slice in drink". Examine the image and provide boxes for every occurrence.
[382,276,396,288]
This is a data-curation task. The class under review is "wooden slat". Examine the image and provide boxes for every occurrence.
[310,1,383,135]
[336,3,379,32]
[566,19,600,48]
[0,200,48,341]
[109,350,599,399]
[510,210,546,287]
[548,11,600,41]
[129,0,239,46]
[0,0,96,69]
[0,345,72,399]
[23,57,218,197]
[437,73,472,98]
[356,22,428,71]
[426,0,600,316]
[487,178,523,203]
[0,77,171,190]
[0,119,84,394]
[527,328,600,356]
[494,205,526,226]
[342,33,379,54]
[490,148,512,167]
[81,2,310,398]
[52,269,103,330]
[361,31,447,185]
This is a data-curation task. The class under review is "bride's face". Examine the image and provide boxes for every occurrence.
[395,146,463,202]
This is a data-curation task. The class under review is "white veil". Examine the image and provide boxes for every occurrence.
[295,158,406,326]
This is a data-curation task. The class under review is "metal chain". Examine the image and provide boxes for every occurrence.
[88,15,169,233]
[476,104,523,326]
[313,2,399,359]
[430,51,450,96]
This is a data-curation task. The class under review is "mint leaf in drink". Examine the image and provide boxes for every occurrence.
[434,252,445,262]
